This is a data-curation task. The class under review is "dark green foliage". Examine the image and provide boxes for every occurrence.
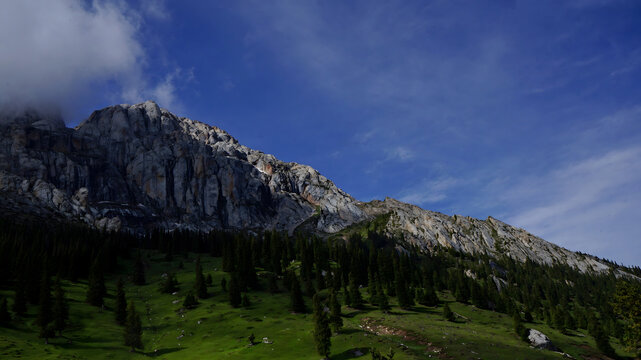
[523,310,533,323]
[0,297,10,324]
[228,273,241,308]
[124,300,143,351]
[513,312,529,342]
[305,276,315,297]
[52,277,68,335]
[371,347,395,359]
[268,274,279,294]
[443,303,455,322]
[86,261,106,307]
[183,291,198,309]
[160,273,179,294]
[417,286,439,307]
[613,280,641,349]
[115,278,127,326]
[290,273,306,313]
[206,274,213,287]
[328,290,343,333]
[395,273,413,309]
[220,277,227,292]
[12,284,27,317]
[589,316,616,358]
[132,252,145,286]
[312,294,331,359]
[37,267,52,341]
[348,275,364,309]
[242,293,251,308]
[194,257,207,299]
[248,332,255,345]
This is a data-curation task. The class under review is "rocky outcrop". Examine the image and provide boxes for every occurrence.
[527,329,559,351]
[0,101,367,233]
[0,101,629,275]
[358,197,612,273]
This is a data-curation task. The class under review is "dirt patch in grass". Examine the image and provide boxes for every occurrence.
[360,317,449,358]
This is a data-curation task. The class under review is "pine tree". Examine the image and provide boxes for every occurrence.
[115,278,127,325]
[290,274,306,313]
[513,312,529,342]
[124,300,143,352]
[133,252,146,286]
[348,275,363,309]
[12,283,27,317]
[194,256,207,299]
[312,294,331,359]
[52,277,69,336]
[443,303,455,322]
[86,261,106,307]
[229,273,241,308]
[37,267,53,343]
[0,297,10,324]
[221,277,227,292]
[396,274,412,310]
[328,290,343,334]
[242,293,251,307]
[160,273,179,294]
[183,291,198,309]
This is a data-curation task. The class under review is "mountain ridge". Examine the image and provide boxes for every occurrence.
[0,101,631,274]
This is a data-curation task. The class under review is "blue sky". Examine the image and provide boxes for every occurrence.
[2,0,641,266]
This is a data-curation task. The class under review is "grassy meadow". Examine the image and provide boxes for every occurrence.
[0,250,633,359]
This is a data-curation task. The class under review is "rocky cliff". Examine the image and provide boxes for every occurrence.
[0,101,625,274]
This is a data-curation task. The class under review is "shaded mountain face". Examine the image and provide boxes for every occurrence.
[0,101,625,274]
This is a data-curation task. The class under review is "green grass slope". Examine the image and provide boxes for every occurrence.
[0,251,633,359]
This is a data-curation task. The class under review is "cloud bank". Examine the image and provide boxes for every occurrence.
[0,0,181,119]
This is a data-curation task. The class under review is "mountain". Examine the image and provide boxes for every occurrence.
[0,101,626,274]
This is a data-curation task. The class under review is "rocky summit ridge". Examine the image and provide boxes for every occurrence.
[0,101,627,274]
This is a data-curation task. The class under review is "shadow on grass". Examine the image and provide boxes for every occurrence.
[143,347,185,357]
[331,347,370,360]
[339,328,365,335]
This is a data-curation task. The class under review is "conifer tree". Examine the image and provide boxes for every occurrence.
[86,261,106,306]
[328,290,343,334]
[348,275,363,309]
[228,273,242,308]
[194,257,207,299]
[0,297,10,324]
[12,284,27,317]
[160,273,179,294]
[37,267,53,343]
[115,278,127,325]
[183,291,198,309]
[242,293,251,308]
[312,294,331,359]
[513,312,529,342]
[221,277,227,292]
[395,274,413,310]
[206,274,213,287]
[290,273,306,313]
[343,285,351,307]
[133,252,146,286]
[124,300,143,352]
[443,303,455,322]
[52,276,69,336]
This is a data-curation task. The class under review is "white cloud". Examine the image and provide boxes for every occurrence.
[385,146,415,162]
[141,0,169,21]
[0,0,180,117]
[399,177,460,206]
[502,145,641,265]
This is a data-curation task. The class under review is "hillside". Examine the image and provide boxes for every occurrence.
[0,101,629,276]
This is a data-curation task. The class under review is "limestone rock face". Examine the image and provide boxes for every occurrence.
[0,101,367,233]
[359,197,613,273]
[0,101,629,275]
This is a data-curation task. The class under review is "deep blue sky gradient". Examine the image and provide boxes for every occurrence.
[63,1,641,266]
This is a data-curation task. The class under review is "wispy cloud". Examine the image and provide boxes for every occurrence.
[399,177,461,206]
